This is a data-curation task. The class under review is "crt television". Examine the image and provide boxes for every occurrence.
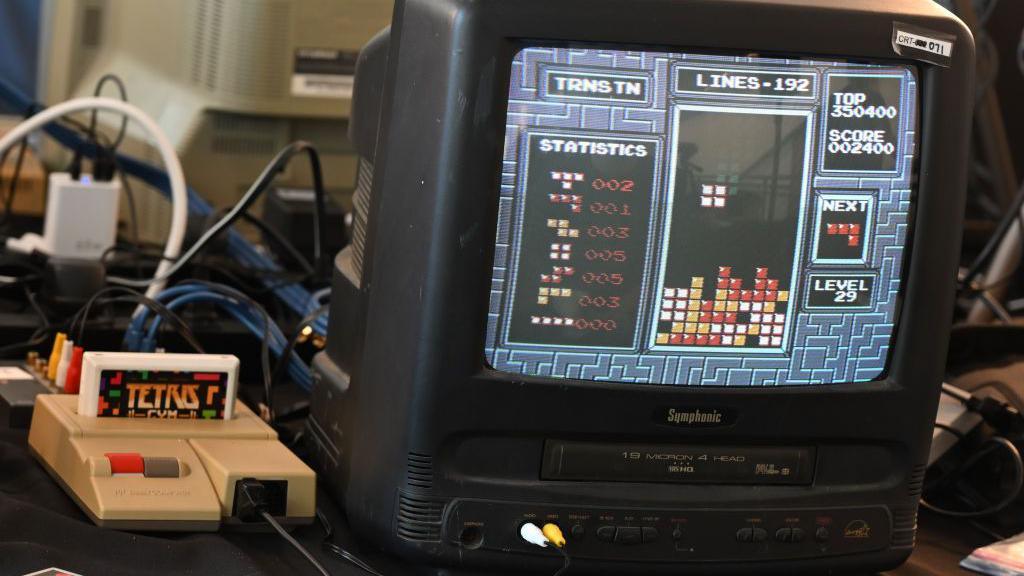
[308,0,975,573]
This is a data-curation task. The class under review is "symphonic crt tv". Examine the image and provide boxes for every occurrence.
[307,0,975,573]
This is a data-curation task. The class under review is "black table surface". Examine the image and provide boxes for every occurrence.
[0,426,990,576]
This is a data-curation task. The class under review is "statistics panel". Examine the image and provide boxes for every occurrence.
[505,133,659,349]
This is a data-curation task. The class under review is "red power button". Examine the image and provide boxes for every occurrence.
[105,452,144,475]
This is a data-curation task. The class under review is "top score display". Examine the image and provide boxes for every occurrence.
[822,74,904,173]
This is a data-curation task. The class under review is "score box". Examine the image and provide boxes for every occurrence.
[805,273,875,310]
[811,191,875,264]
[821,72,906,174]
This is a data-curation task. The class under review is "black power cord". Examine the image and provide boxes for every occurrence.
[925,384,1024,518]
[235,480,332,576]
[107,141,331,288]
[86,74,142,254]
[262,511,332,576]
[267,304,329,423]
[552,544,572,576]
[238,211,316,278]
[316,508,385,576]
[88,73,130,151]
[921,436,1024,518]
[70,286,205,353]
[942,382,1024,436]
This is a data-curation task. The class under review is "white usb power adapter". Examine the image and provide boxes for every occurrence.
[6,172,121,259]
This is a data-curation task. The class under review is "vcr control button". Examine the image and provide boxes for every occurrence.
[571,524,585,538]
[672,526,684,541]
[791,528,806,543]
[596,526,616,542]
[735,527,753,543]
[615,526,642,545]
[641,527,659,543]
[815,527,830,542]
[775,528,792,543]
[752,527,767,543]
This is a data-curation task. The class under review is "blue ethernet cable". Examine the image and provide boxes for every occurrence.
[142,291,312,389]
[124,284,238,349]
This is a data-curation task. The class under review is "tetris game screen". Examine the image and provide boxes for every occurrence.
[486,46,918,386]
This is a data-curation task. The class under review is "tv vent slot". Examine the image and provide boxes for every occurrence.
[406,452,434,490]
[396,492,443,542]
[908,463,926,496]
[350,157,374,284]
[890,505,918,548]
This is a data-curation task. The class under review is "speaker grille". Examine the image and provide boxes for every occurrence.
[396,492,444,542]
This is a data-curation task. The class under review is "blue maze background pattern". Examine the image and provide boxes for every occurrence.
[486,47,916,386]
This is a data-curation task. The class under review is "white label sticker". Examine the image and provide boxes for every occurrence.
[0,366,32,380]
[894,30,953,59]
[276,187,317,202]
[290,74,354,99]
[892,23,956,67]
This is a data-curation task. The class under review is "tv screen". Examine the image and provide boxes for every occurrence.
[486,46,918,386]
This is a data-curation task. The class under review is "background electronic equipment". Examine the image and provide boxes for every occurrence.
[306,0,975,573]
[0,360,53,428]
[36,0,393,239]
[261,187,348,265]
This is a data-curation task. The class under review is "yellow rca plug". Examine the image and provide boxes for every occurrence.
[542,523,566,548]
[47,333,67,381]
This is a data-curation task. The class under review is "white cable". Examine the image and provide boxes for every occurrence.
[0,97,187,302]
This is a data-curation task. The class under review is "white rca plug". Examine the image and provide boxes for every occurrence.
[55,339,74,391]
[520,522,549,548]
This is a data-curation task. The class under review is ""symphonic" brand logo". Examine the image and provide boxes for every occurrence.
[655,406,738,428]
